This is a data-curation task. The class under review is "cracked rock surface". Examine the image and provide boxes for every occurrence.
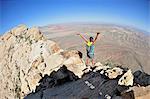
[0,25,85,99]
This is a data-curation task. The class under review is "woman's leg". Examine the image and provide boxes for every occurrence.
[92,59,94,65]
[86,58,89,66]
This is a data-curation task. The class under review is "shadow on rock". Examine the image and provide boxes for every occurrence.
[133,70,150,87]
[25,71,135,99]
[24,65,79,99]
[36,65,79,92]
[25,64,150,99]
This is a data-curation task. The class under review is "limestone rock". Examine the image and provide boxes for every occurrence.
[11,24,27,36]
[93,62,123,79]
[105,67,123,79]
[62,50,86,78]
[118,69,134,86]
[94,62,103,67]
[43,54,64,75]
[63,57,86,78]
[0,25,85,99]
[61,50,82,59]
[27,27,44,42]
[83,66,92,74]
[93,64,111,74]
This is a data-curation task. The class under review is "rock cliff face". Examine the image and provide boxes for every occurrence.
[0,25,86,99]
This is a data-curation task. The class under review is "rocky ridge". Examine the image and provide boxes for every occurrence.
[0,25,86,99]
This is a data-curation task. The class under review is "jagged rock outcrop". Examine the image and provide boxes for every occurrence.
[25,70,132,99]
[25,62,150,99]
[118,69,134,86]
[0,25,86,99]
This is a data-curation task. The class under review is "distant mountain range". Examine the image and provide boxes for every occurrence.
[40,23,150,73]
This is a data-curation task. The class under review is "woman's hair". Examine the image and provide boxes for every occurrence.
[89,37,94,42]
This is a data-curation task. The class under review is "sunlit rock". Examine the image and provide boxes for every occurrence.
[118,69,134,86]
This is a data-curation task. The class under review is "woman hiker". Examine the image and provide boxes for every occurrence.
[77,32,100,66]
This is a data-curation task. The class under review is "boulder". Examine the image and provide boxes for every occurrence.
[62,50,86,78]
[133,70,150,86]
[105,67,123,79]
[26,27,45,42]
[118,69,134,86]
[94,62,103,67]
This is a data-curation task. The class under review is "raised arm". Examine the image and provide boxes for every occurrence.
[77,33,88,43]
[93,32,100,44]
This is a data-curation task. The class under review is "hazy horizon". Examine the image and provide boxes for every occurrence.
[1,0,150,34]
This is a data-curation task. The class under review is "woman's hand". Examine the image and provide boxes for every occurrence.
[97,32,100,35]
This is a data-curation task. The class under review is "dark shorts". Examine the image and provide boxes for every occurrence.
[87,52,94,59]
